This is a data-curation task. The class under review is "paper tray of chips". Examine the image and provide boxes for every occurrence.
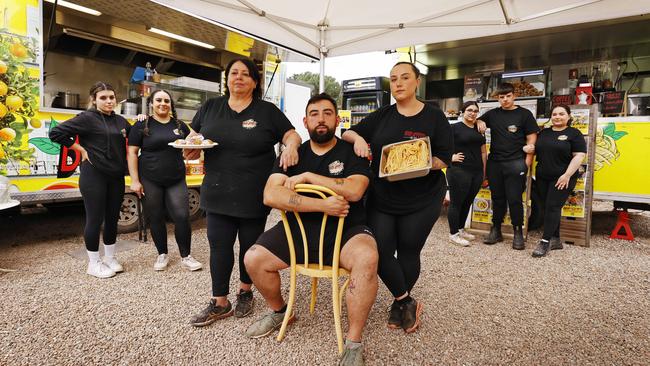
[378,137,432,182]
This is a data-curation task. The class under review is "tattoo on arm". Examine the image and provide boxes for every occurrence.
[334,178,345,186]
[288,194,302,207]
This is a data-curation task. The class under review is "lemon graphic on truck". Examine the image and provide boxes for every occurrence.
[594,123,627,170]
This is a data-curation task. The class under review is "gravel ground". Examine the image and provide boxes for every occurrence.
[1,203,649,365]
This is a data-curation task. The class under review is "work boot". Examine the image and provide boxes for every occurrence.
[549,236,563,250]
[512,226,525,250]
[532,240,550,257]
[483,226,503,245]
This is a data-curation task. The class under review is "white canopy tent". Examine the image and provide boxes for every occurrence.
[151,0,650,91]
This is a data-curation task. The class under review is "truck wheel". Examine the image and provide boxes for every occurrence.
[118,193,140,233]
[188,188,203,221]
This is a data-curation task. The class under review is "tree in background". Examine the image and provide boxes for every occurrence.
[290,72,342,106]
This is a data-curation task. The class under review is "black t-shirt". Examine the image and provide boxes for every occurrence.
[128,117,190,186]
[350,103,453,215]
[191,96,294,218]
[535,127,586,180]
[451,121,485,171]
[272,138,372,229]
[479,107,539,161]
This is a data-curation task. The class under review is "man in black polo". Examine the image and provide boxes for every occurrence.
[477,83,539,249]
[243,93,377,366]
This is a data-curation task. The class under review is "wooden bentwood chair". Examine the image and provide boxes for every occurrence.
[276,184,350,354]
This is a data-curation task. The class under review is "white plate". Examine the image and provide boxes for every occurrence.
[168,142,218,149]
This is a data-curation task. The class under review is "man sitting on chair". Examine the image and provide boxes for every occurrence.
[244,93,378,366]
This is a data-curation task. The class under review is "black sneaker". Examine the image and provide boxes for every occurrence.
[190,299,233,327]
[387,301,402,329]
[549,237,563,250]
[401,298,423,334]
[532,240,550,258]
[235,289,254,318]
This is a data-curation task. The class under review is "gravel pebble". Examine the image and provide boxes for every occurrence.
[1,203,649,365]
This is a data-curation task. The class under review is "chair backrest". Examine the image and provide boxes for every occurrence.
[280,183,346,271]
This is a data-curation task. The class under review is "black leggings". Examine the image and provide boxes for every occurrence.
[206,212,267,297]
[537,176,577,241]
[486,158,527,226]
[141,177,191,257]
[447,166,483,234]
[369,189,445,298]
[78,161,124,251]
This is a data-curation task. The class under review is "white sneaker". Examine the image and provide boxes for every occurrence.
[449,233,470,247]
[87,259,116,279]
[459,229,476,241]
[181,255,203,271]
[154,254,169,271]
[103,256,124,273]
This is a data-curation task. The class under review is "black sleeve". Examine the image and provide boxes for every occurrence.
[191,101,208,133]
[523,109,540,135]
[128,120,144,147]
[180,120,191,137]
[123,117,132,136]
[349,108,381,141]
[478,109,492,128]
[346,153,372,180]
[271,155,298,176]
[269,102,294,142]
[431,109,454,166]
[48,112,88,147]
[570,128,587,153]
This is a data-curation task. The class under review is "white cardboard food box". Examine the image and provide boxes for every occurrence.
[378,136,432,182]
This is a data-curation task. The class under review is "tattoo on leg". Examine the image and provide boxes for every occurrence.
[348,278,356,295]
[288,194,302,207]
[249,245,257,252]
[334,178,344,185]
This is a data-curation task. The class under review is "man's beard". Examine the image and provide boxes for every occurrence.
[309,126,335,144]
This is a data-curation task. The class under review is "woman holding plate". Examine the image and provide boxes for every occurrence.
[127,89,203,272]
[342,61,453,334]
[185,58,301,326]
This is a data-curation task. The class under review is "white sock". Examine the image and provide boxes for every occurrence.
[104,244,117,258]
[87,250,100,262]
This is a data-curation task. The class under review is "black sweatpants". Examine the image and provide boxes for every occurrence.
[369,188,445,298]
[486,158,527,227]
[447,166,483,234]
[141,177,191,257]
[206,212,267,297]
[78,161,124,251]
[536,176,577,241]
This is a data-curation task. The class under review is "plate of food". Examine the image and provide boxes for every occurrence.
[168,134,217,149]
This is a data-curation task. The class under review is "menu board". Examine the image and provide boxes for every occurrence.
[552,94,573,106]
[602,91,626,115]
[561,166,587,218]
[571,108,590,134]
[463,74,483,102]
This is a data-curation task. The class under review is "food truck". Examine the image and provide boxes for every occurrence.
[0,0,309,231]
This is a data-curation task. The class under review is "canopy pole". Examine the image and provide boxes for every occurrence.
[318,25,327,93]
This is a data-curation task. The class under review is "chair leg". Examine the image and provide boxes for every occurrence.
[332,275,344,355]
[277,266,297,342]
[310,277,319,313]
[339,278,350,314]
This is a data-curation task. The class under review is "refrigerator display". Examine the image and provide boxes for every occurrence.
[341,77,391,131]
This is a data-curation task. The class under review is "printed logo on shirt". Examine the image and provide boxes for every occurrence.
[328,160,344,175]
[557,135,568,141]
[404,130,426,139]
[173,129,181,135]
[242,119,258,129]
[507,125,518,133]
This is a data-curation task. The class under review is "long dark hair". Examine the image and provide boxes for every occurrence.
[224,58,262,99]
[143,89,183,137]
[551,104,573,127]
[87,81,116,109]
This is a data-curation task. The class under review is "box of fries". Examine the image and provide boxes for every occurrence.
[378,137,432,182]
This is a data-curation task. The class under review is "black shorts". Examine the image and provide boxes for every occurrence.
[256,222,374,266]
